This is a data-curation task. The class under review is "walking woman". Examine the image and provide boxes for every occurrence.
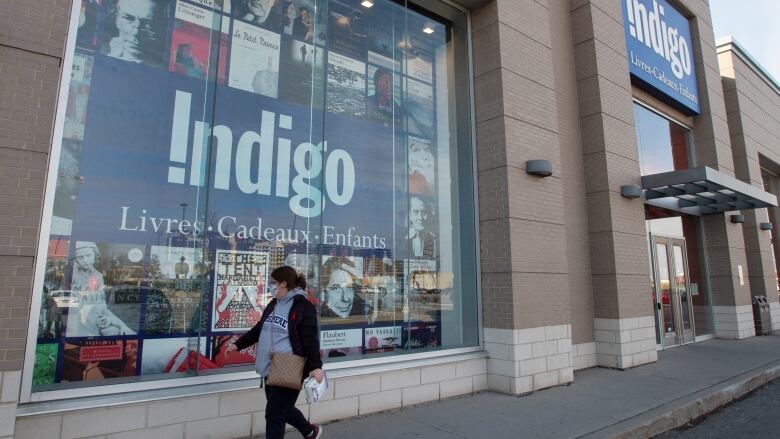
[226,266,324,439]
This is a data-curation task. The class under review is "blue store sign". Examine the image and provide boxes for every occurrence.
[622,0,700,114]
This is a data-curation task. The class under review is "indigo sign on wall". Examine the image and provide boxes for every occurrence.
[622,0,700,114]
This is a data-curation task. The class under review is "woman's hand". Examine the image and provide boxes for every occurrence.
[309,368,324,384]
[224,342,238,357]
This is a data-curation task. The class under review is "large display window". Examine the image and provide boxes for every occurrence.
[26,0,478,398]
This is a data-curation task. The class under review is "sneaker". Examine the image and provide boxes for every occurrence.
[307,424,322,439]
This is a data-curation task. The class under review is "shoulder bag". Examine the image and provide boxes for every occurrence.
[265,307,305,390]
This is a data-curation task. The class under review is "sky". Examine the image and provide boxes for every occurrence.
[710,0,780,82]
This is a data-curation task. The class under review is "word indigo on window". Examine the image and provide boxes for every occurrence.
[167,90,356,218]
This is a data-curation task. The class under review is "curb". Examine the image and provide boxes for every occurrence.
[581,360,780,438]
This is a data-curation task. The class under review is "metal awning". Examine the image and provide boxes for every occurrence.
[641,166,778,216]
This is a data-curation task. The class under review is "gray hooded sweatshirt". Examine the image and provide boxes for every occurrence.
[255,287,308,377]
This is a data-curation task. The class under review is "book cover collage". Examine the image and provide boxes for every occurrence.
[35,0,448,389]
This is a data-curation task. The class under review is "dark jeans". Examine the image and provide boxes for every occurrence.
[265,384,313,439]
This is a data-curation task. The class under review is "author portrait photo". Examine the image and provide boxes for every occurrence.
[233,0,284,32]
[100,0,169,68]
[406,196,437,259]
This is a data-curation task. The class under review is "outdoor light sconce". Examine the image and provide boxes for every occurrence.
[760,222,773,230]
[620,184,642,199]
[730,214,745,224]
[526,160,552,177]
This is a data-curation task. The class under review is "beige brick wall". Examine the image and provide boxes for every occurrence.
[567,0,758,324]
[677,0,753,311]
[570,1,651,321]
[0,0,70,58]
[0,7,69,439]
[0,0,70,372]
[719,43,780,308]
[549,0,594,345]
[473,0,581,390]
[473,0,571,331]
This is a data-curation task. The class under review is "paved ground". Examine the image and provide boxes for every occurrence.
[656,378,780,438]
[261,336,780,439]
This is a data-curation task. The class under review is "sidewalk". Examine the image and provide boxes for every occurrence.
[296,336,780,439]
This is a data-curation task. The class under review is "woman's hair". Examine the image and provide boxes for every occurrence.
[270,265,306,290]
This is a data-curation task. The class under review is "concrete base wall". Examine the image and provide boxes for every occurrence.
[484,326,574,395]
[14,356,487,439]
[770,302,780,333]
[712,305,756,339]
[572,342,597,371]
[595,317,658,369]
[0,370,22,439]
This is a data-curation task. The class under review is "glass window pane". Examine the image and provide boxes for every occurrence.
[634,103,690,176]
[35,0,232,391]
[30,0,477,394]
[672,245,691,330]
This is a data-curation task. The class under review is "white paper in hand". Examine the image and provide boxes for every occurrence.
[303,372,328,404]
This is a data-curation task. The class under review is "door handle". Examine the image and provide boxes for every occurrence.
[657,302,662,310]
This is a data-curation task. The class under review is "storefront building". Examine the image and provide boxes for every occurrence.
[1,0,779,438]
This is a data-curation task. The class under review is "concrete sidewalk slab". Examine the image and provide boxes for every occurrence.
[273,336,780,439]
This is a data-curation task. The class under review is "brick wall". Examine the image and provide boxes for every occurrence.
[678,0,753,312]
[473,0,577,392]
[0,0,70,58]
[0,0,71,372]
[473,0,571,332]
[570,0,650,322]
[719,41,780,314]
[548,0,593,345]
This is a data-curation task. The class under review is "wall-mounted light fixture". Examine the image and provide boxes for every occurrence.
[620,184,642,199]
[760,222,773,230]
[730,214,745,224]
[526,160,552,177]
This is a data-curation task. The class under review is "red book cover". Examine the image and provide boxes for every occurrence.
[79,344,123,362]
[169,1,228,83]
[212,335,256,367]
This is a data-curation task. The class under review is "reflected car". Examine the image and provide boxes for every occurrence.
[51,290,79,308]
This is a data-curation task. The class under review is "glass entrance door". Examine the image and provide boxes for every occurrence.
[651,235,695,347]
[671,243,695,344]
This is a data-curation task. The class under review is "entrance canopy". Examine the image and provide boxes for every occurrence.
[642,166,778,215]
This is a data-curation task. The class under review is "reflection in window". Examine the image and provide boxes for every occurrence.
[634,103,690,176]
[31,0,477,392]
